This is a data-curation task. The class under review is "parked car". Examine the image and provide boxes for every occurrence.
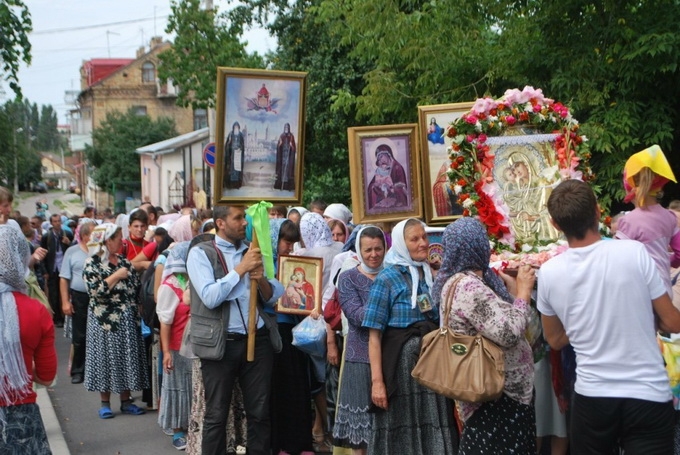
[32,182,48,193]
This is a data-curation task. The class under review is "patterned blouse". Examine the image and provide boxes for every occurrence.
[337,267,372,363]
[442,272,533,421]
[83,254,141,332]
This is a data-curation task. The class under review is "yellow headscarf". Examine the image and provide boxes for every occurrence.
[623,145,676,203]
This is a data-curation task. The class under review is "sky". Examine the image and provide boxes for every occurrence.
[2,0,275,124]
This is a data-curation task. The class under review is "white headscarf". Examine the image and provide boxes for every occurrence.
[87,223,120,261]
[383,219,433,309]
[0,225,33,410]
[288,206,308,217]
[300,212,334,249]
[323,203,352,225]
[355,225,386,274]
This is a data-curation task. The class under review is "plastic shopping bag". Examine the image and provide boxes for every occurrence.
[659,335,680,409]
[292,316,327,357]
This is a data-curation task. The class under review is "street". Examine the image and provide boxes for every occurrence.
[14,189,86,220]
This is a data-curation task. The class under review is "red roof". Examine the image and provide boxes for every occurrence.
[82,58,134,87]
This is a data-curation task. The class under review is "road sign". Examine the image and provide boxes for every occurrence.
[203,142,216,168]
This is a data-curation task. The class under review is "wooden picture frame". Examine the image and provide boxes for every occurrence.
[276,255,323,316]
[214,67,307,205]
[348,124,421,224]
[418,102,474,225]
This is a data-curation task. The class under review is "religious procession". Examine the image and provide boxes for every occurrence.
[3,79,680,455]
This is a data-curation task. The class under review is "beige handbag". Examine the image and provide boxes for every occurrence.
[411,274,505,402]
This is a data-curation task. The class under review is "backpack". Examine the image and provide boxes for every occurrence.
[139,249,169,329]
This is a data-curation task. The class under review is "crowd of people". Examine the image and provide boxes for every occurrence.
[3,144,680,455]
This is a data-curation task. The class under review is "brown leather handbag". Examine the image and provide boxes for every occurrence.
[411,274,505,402]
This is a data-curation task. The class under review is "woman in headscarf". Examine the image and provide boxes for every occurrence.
[156,242,192,450]
[83,223,149,419]
[362,218,457,454]
[327,218,349,245]
[268,218,316,455]
[431,218,536,454]
[333,226,386,455]
[323,203,352,225]
[0,225,56,454]
[293,212,344,451]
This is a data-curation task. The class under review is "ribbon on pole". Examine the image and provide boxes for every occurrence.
[245,201,275,279]
[244,201,273,361]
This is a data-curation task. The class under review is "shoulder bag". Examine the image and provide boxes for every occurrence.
[411,274,505,402]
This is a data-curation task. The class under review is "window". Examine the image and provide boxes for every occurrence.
[193,108,207,130]
[142,62,155,83]
[132,105,147,116]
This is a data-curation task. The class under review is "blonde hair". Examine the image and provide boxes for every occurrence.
[632,167,654,208]
[0,186,13,204]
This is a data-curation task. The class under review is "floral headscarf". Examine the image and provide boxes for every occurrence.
[161,241,190,283]
[383,218,433,309]
[431,217,512,310]
[0,226,32,409]
[300,212,334,249]
[269,218,287,262]
[87,223,120,261]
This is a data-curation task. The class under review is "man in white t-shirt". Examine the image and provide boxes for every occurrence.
[537,179,680,455]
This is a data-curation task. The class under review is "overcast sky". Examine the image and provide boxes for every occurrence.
[3,0,275,124]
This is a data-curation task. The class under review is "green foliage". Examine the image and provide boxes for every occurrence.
[0,0,32,98]
[157,0,266,110]
[0,99,44,188]
[84,109,177,193]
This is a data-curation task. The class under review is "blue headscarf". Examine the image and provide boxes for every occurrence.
[269,218,287,265]
[341,224,365,252]
[431,218,512,310]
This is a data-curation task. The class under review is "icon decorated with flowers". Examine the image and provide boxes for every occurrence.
[446,86,593,256]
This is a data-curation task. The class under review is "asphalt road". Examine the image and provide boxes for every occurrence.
[14,189,85,220]
[48,326,174,454]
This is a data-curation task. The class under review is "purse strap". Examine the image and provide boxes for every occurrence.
[440,274,466,333]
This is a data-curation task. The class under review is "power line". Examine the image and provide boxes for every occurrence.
[31,16,169,35]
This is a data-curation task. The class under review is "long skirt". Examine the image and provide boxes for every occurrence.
[84,308,150,393]
[458,393,536,455]
[0,403,51,455]
[185,359,248,454]
[334,361,372,449]
[158,350,193,430]
[369,336,458,454]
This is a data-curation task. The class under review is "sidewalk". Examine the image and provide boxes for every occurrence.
[37,385,70,455]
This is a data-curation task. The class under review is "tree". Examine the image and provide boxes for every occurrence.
[0,99,42,188]
[157,0,265,110]
[0,0,32,98]
[84,109,177,192]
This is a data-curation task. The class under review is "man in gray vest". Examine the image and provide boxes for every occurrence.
[187,205,283,455]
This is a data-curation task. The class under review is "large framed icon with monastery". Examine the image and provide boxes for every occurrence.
[214,67,307,205]
[417,102,474,225]
[347,124,422,224]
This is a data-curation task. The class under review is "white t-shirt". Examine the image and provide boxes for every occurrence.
[537,239,670,402]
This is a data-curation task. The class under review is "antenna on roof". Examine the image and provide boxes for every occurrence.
[106,30,120,58]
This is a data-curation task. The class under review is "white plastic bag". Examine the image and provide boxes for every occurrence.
[291,316,327,357]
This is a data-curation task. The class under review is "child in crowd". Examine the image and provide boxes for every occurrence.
[614,144,680,297]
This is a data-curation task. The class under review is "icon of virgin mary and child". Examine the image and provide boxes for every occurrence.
[281,267,315,310]
[367,144,409,210]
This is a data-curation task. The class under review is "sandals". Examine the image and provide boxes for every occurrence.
[312,433,332,454]
[120,402,146,415]
[98,406,114,419]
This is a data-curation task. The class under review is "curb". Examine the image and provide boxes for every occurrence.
[37,387,71,455]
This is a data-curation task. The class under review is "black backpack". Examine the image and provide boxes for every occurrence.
[139,249,170,329]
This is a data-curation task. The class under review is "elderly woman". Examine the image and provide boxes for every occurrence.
[362,218,457,454]
[431,218,536,454]
[333,226,386,455]
[83,223,150,419]
[0,225,57,454]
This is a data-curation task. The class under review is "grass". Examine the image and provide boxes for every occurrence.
[69,197,81,204]
[53,199,65,209]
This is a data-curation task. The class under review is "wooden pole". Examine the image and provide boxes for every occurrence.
[247,229,259,361]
